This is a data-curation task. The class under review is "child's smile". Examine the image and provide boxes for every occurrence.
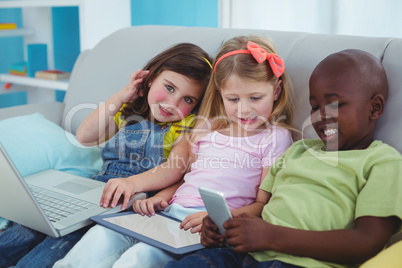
[158,104,174,116]
[319,124,338,143]
[239,116,258,125]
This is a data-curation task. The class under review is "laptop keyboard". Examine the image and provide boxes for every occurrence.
[29,185,97,222]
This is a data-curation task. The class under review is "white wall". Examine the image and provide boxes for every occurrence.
[220,0,402,38]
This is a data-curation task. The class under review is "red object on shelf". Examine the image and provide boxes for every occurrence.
[35,70,71,80]
[4,83,12,90]
[39,70,65,74]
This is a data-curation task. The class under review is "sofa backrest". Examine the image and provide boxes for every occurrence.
[62,25,402,153]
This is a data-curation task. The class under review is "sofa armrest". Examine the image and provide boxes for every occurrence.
[0,102,65,126]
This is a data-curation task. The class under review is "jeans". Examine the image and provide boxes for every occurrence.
[0,222,91,267]
[54,204,206,268]
[53,224,135,268]
[165,247,302,268]
[54,224,179,268]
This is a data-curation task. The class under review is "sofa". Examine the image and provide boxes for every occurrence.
[0,25,401,246]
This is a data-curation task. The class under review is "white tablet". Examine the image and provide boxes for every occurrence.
[91,211,204,255]
[199,186,232,235]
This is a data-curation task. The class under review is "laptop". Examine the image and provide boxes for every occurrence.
[0,143,145,237]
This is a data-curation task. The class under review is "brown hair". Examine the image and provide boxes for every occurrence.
[120,43,212,124]
[191,35,296,143]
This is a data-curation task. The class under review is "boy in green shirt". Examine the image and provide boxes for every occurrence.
[166,49,402,267]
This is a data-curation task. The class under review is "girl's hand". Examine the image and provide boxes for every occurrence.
[133,196,169,216]
[180,211,208,233]
[223,213,272,253]
[200,216,224,247]
[120,69,149,103]
[100,178,135,210]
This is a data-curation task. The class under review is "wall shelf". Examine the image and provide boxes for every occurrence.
[0,28,34,37]
[0,0,130,104]
[0,0,80,8]
[0,73,68,91]
[0,0,131,51]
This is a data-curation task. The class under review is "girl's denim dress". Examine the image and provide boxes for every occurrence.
[93,120,170,183]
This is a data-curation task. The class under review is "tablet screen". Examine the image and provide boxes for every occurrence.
[104,212,201,249]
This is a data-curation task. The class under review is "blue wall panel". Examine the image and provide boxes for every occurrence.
[52,7,80,102]
[0,9,27,107]
[132,0,218,27]
[0,9,24,73]
[0,91,27,108]
[52,7,80,72]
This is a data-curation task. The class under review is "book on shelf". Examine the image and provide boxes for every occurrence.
[8,62,27,76]
[0,23,17,30]
[35,70,71,80]
[9,70,27,76]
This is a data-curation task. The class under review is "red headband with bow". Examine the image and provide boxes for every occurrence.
[213,41,285,78]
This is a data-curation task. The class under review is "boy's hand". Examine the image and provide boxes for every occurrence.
[133,196,168,216]
[120,69,149,103]
[180,211,208,233]
[200,216,224,247]
[224,213,271,253]
[100,177,136,210]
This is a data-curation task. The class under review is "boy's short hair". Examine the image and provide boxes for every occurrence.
[313,49,388,99]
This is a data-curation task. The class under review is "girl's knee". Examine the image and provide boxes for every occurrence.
[114,242,174,268]
[87,225,121,241]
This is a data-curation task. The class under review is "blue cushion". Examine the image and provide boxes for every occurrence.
[0,113,103,228]
[0,113,102,177]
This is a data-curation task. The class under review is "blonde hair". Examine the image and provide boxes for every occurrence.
[190,35,296,145]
